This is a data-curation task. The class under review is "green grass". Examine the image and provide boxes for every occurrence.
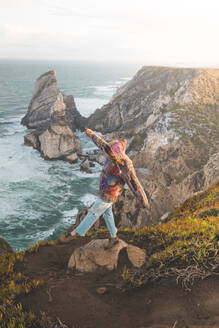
[120,181,219,290]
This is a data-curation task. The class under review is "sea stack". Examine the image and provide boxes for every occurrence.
[21,70,87,163]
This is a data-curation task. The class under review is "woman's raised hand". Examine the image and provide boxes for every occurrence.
[85,128,93,137]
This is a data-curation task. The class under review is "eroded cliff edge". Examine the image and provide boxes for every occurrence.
[87,66,219,227]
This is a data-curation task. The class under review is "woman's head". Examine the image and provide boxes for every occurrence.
[108,139,127,156]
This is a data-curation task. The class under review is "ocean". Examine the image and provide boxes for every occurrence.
[0,59,139,250]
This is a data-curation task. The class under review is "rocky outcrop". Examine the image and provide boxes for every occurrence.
[68,238,146,272]
[21,70,86,163]
[87,67,219,227]
[0,238,14,256]
[21,70,86,130]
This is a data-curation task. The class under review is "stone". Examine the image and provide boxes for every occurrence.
[159,212,171,223]
[80,158,92,174]
[96,287,108,295]
[68,238,146,272]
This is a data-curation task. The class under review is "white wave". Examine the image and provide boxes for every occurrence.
[93,84,119,97]
[0,118,17,124]
[92,79,128,98]
[62,208,78,224]
[28,229,56,241]
[0,114,23,124]
[75,97,107,117]
[73,169,100,178]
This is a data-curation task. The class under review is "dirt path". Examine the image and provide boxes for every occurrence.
[16,239,219,328]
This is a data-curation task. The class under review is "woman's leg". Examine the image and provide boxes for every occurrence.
[103,205,117,238]
[74,198,112,236]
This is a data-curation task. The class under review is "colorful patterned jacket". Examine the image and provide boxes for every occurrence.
[85,128,149,208]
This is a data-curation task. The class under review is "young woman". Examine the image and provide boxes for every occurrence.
[70,128,149,248]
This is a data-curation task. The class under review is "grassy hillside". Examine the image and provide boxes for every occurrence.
[0,182,219,327]
[119,181,219,290]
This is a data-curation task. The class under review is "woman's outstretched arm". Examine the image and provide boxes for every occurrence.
[85,128,108,152]
[120,157,150,209]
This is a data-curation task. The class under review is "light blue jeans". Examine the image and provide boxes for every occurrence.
[75,198,117,238]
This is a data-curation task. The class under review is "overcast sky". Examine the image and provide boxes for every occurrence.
[0,0,218,66]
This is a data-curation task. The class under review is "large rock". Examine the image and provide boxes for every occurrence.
[38,122,81,161]
[24,122,82,163]
[87,67,219,227]
[21,70,86,162]
[68,239,146,272]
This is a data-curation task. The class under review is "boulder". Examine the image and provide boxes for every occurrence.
[24,122,81,163]
[38,123,81,161]
[68,238,146,272]
[0,238,14,256]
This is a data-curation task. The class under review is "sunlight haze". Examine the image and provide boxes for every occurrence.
[0,0,218,66]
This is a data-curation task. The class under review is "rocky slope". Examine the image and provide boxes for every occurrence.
[88,66,219,227]
[21,70,87,163]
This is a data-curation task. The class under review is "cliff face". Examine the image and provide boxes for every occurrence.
[88,67,218,133]
[21,70,86,163]
[88,66,219,227]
